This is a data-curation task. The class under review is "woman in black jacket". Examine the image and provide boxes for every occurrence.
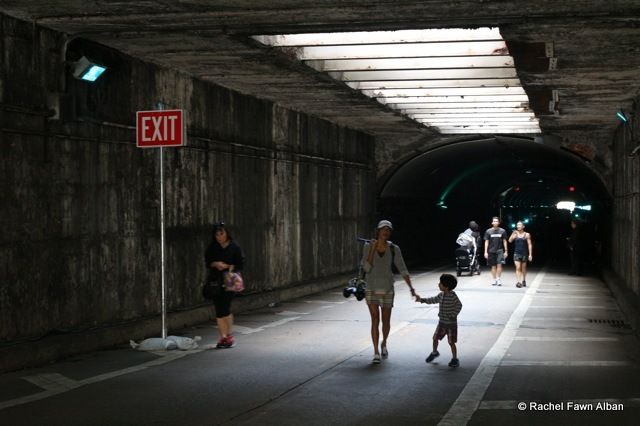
[204,222,245,348]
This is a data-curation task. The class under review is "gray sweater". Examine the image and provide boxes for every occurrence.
[420,291,462,324]
[361,241,409,293]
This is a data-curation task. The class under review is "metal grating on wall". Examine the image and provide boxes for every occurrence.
[254,28,540,134]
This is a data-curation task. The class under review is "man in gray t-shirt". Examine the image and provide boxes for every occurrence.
[484,217,508,286]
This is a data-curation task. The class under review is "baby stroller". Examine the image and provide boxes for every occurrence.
[455,233,480,276]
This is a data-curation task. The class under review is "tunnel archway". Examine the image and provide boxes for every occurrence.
[377,137,611,268]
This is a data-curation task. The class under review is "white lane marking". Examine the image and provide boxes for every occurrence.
[501,360,631,367]
[535,289,610,293]
[262,317,300,329]
[513,337,618,342]
[528,306,617,309]
[232,317,302,335]
[522,317,605,321]
[479,398,640,410]
[23,373,79,391]
[232,325,264,335]
[275,310,309,316]
[437,267,547,426]
[533,295,611,299]
[2,351,198,411]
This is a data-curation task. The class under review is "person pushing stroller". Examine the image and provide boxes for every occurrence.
[455,221,481,276]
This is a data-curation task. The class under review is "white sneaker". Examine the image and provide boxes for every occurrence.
[372,354,381,364]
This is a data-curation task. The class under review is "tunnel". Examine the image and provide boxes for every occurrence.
[1,2,640,425]
[378,136,611,269]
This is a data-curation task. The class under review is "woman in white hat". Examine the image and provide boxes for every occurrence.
[361,220,415,364]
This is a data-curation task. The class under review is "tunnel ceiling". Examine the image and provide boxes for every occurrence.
[2,1,640,147]
[381,137,610,209]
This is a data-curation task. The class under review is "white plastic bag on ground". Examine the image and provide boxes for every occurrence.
[129,337,177,351]
[167,335,202,350]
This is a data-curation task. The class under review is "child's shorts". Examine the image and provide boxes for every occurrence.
[433,321,458,344]
[365,289,394,308]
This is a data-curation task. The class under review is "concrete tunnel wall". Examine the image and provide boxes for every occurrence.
[0,15,376,349]
[610,103,640,298]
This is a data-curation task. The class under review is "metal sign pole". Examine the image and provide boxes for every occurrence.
[136,103,184,341]
[157,100,167,340]
[160,145,167,339]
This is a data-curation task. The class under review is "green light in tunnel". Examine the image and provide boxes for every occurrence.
[438,160,502,205]
[616,110,628,123]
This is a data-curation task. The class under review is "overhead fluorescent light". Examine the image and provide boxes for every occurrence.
[254,28,541,134]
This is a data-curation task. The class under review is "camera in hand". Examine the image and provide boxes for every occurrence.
[343,277,366,301]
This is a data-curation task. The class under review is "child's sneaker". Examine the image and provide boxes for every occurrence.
[448,358,460,368]
[522,280,527,287]
[215,337,227,349]
[425,351,440,363]
[516,282,522,288]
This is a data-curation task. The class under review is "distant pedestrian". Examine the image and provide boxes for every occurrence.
[484,217,508,286]
[464,220,482,251]
[567,220,583,275]
[509,221,533,288]
[415,274,463,368]
[361,220,416,364]
[204,222,245,348]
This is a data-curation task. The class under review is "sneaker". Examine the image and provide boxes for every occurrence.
[372,354,381,364]
[516,282,522,288]
[497,281,502,286]
[491,281,498,286]
[222,335,234,348]
[215,337,227,349]
[448,358,460,368]
[522,280,527,287]
[425,351,440,363]
[381,345,388,359]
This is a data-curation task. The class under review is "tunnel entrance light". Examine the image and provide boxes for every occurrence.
[73,56,107,82]
[254,28,540,134]
[556,201,576,212]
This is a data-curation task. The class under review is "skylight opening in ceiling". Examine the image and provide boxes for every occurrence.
[254,28,540,134]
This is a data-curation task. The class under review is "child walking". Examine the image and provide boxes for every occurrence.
[415,273,463,367]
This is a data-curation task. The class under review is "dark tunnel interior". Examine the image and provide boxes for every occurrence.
[377,137,611,272]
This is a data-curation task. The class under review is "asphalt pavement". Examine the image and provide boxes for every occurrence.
[1,265,639,425]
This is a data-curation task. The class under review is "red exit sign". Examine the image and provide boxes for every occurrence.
[136,109,186,148]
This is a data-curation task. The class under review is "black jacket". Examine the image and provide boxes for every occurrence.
[204,240,245,282]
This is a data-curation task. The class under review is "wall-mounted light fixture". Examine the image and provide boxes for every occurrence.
[616,109,628,123]
[72,56,107,82]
